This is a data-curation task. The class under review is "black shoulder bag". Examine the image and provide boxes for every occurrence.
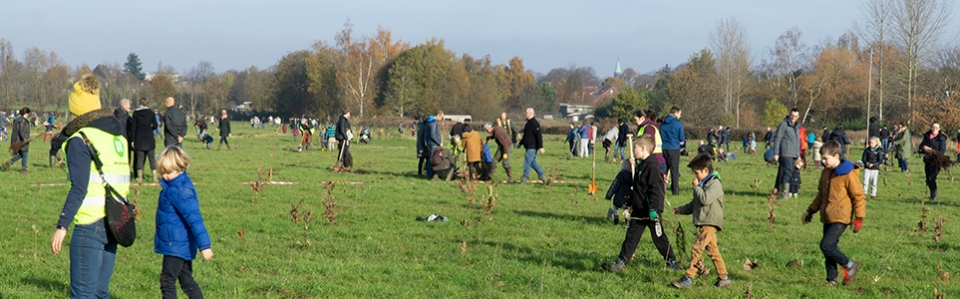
[79,132,137,247]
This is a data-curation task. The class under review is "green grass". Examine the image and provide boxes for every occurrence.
[1,122,958,298]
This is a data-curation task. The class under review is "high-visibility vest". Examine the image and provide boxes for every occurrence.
[497,119,515,139]
[639,124,663,154]
[63,127,131,225]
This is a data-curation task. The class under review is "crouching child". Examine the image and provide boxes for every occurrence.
[602,135,680,272]
[671,154,731,288]
[801,140,866,286]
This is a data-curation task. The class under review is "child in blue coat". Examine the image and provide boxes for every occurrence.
[156,147,213,298]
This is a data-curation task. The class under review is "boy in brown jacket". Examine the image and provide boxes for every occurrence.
[802,140,866,286]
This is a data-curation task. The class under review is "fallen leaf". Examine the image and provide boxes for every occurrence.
[743,258,758,271]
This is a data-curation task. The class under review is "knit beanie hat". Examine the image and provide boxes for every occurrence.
[68,74,101,116]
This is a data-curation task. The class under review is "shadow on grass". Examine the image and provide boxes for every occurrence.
[513,210,607,225]
[20,277,68,294]
[480,241,605,272]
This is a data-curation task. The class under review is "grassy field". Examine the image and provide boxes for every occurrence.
[1,122,958,298]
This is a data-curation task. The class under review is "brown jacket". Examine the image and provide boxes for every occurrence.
[462,130,483,163]
[807,160,866,224]
[488,126,513,150]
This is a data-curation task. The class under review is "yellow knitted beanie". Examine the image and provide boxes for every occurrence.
[69,74,101,116]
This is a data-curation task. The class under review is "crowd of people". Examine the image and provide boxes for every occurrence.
[3,73,959,295]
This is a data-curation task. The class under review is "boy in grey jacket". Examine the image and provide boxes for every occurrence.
[671,154,730,288]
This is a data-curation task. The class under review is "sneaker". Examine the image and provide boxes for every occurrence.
[671,276,693,288]
[842,261,860,285]
[1,161,9,171]
[825,280,838,287]
[715,277,732,288]
[601,259,626,272]
[666,260,682,271]
[870,195,876,200]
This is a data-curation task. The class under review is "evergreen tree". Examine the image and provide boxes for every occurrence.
[124,52,145,80]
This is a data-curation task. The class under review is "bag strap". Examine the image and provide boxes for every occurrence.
[77,131,129,205]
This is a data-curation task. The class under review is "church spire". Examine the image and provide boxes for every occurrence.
[614,57,622,77]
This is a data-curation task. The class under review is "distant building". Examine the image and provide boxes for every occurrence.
[559,103,594,120]
[442,114,472,123]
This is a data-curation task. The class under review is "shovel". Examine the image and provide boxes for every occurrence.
[588,140,598,195]
[334,140,347,169]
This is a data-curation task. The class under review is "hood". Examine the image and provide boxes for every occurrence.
[663,115,680,126]
[427,115,437,123]
[698,171,721,188]
[160,171,192,189]
[61,108,120,137]
[835,159,855,175]
[640,119,656,128]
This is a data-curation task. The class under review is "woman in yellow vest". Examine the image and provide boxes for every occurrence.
[50,75,131,298]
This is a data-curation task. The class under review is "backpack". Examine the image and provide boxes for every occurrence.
[430,147,449,166]
[481,144,493,163]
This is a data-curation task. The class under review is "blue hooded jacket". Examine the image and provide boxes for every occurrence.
[660,114,685,150]
[155,172,211,261]
[425,116,441,147]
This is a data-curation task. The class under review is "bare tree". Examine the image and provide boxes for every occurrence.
[891,0,953,124]
[771,27,807,108]
[711,16,752,127]
[856,0,892,123]
[334,20,407,119]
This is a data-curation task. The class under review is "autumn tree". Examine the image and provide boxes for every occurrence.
[666,49,722,126]
[799,41,869,125]
[495,56,535,108]
[334,20,407,119]
[270,50,315,116]
[149,74,176,107]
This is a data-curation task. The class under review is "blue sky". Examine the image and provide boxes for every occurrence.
[2,0,958,76]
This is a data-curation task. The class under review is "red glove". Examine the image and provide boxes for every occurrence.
[853,218,863,233]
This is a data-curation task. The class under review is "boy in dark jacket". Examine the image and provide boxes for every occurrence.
[802,141,866,286]
[602,135,680,272]
[860,137,884,199]
[155,146,213,298]
[671,154,730,288]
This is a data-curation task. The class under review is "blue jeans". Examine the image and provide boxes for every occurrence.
[820,223,851,282]
[614,143,625,160]
[70,219,117,299]
[8,149,27,170]
[898,158,909,172]
[522,149,544,180]
[881,139,889,152]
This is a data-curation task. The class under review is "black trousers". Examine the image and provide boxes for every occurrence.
[663,149,681,196]
[925,160,940,194]
[134,149,156,172]
[160,255,203,299]
[218,135,229,145]
[618,219,676,263]
[774,156,797,190]
[820,223,851,282]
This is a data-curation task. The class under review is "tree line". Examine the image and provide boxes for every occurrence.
[603,0,959,132]
[2,0,959,131]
